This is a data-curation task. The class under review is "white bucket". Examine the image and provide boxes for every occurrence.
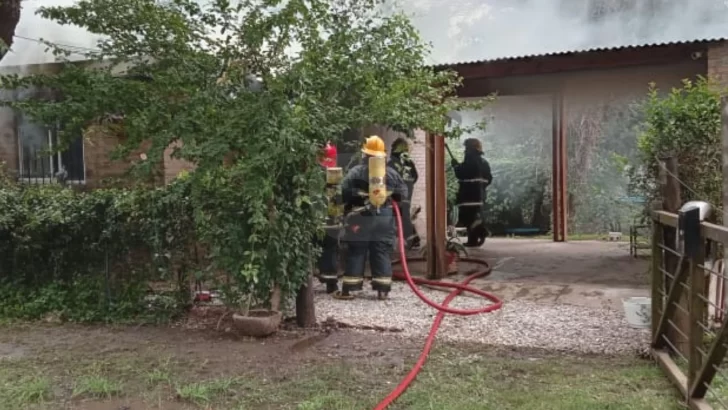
[623,297,652,329]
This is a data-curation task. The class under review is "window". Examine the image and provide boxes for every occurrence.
[16,111,85,183]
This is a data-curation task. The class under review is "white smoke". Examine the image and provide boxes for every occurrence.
[5,0,728,68]
[401,0,728,65]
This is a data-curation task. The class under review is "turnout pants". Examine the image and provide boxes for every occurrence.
[343,206,395,293]
[457,204,488,246]
[316,228,340,286]
[398,200,417,248]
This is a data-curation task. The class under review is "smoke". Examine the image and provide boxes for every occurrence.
[400,0,728,65]
[0,0,102,68]
[9,0,728,68]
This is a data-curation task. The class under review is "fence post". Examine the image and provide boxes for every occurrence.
[651,215,664,339]
[722,97,728,226]
[687,239,706,404]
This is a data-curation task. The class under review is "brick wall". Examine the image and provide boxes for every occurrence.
[163,141,196,183]
[409,129,427,241]
[708,41,728,88]
[83,124,163,188]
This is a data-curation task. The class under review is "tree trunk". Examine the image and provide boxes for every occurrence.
[295,274,316,327]
[0,0,22,62]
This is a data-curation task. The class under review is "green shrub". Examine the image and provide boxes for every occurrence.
[634,77,723,221]
[0,178,195,322]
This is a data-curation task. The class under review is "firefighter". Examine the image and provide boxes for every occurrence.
[452,138,492,247]
[336,135,407,300]
[388,137,420,249]
[316,142,343,294]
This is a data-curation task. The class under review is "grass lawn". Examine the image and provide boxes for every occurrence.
[0,324,682,410]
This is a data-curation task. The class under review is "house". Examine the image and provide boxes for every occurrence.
[4,36,728,244]
[384,38,728,243]
[0,61,194,187]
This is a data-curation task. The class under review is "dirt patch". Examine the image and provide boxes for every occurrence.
[0,323,681,410]
[71,398,188,410]
[0,342,25,359]
[0,321,418,373]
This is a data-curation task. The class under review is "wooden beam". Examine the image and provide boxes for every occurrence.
[688,241,706,385]
[558,91,568,241]
[434,135,447,279]
[440,43,707,80]
[654,209,728,251]
[653,349,688,397]
[722,96,728,224]
[425,133,436,279]
[458,77,556,98]
[551,94,560,242]
[652,217,665,338]
[551,92,567,242]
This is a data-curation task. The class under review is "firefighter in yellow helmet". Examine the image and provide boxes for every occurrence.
[336,136,408,300]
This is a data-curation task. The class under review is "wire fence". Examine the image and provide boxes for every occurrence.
[652,211,728,410]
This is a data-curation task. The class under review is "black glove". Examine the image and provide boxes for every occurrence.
[451,159,459,168]
[391,192,403,202]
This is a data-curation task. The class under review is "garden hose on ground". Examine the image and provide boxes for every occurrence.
[372,202,503,410]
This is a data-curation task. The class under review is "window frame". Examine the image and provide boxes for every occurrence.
[16,116,86,185]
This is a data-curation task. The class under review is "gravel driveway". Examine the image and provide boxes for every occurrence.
[314,281,650,355]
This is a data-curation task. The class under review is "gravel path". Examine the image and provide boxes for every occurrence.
[314,282,650,355]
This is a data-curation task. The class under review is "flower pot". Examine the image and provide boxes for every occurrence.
[232,309,283,337]
[446,251,459,275]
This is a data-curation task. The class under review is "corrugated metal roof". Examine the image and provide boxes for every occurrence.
[432,38,728,68]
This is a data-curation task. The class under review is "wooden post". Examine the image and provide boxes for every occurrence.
[425,133,437,279]
[551,92,567,242]
[688,240,706,393]
[434,135,447,279]
[652,215,664,338]
[424,133,447,279]
[551,94,561,242]
[296,274,316,327]
[722,97,728,225]
[660,157,690,357]
[558,92,568,241]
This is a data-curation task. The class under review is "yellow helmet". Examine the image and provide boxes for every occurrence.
[362,135,386,157]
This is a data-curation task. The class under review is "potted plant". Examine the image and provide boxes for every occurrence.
[230,284,283,338]
[445,236,468,275]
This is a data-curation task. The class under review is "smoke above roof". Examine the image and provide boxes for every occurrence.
[400,0,728,65]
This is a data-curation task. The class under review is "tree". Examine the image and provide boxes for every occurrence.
[1,0,484,322]
[0,0,22,61]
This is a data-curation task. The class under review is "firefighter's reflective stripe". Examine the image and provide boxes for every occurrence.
[460,178,490,183]
[319,274,338,281]
[371,277,392,285]
[457,202,484,207]
[342,276,364,285]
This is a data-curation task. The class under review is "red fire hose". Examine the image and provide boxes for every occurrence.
[372,203,503,410]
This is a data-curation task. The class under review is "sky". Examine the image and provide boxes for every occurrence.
[1,0,102,67]
[4,0,728,67]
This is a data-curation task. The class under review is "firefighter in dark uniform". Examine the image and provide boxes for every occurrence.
[336,136,408,300]
[452,138,492,247]
[388,137,420,249]
[316,142,343,294]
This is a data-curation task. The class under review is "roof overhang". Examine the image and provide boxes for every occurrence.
[434,39,724,80]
